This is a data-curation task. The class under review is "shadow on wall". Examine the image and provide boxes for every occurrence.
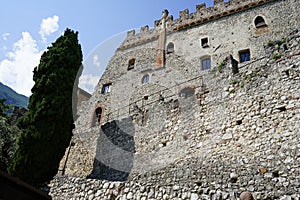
[88,116,135,181]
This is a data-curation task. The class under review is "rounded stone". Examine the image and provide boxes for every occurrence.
[240,191,254,200]
[191,193,199,200]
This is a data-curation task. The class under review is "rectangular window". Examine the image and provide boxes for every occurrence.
[201,38,209,48]
[202,58,211,70]
[101,83,112,94]
[239,49,250,63]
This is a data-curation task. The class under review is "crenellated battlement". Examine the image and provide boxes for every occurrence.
[118,0,280,50]
[171,0,279,30]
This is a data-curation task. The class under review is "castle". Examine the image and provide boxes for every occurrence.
[50,0,300,199]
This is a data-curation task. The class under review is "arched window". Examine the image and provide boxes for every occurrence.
[142,74,149,84]
[128,58,135,70]
[166,42,174,54]
[179,87,195,98]
[254,16,267,28]
[92,107,103,127]
[201,57,211,70]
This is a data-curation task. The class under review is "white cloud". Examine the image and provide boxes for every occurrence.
[79,74,99,94]
[1,46,7,51]
[0,32,42,96]
[93,54,100,67]
[2,33,10,41]
[39,15,59,43]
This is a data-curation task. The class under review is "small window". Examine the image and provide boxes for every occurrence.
[144,95,148,100]
[128,58,135,70]
[201,58,211,70]
[101,83,112,94]
[142,74,149,84]
[239,49,250,63]
[92,107,102,127]
[180,87,195,98]
[254,16,267,28]
[201,38,209,48]
[166,42,174,54]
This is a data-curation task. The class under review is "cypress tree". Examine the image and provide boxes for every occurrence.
[8,28,83,187]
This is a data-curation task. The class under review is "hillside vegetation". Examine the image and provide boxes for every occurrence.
[0,82,29,108]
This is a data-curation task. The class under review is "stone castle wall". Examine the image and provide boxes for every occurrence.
[51,0,300,199]
[50,29,300,199]
[74,0,299,133]
[119,0,299,62]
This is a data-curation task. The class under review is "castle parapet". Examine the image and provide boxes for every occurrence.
[118,0,278,50]
[214,0,224,5]
[179,9,189,19]
[127,30,135,38]
[172,0,278,31]
[196,3,206,11]
[154,15,173,28]
[118,28,159,51]
[140,25,149,33]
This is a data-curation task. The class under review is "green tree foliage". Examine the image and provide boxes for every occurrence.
[8,28,83,187]
[0,117,19,171]
[0,99,19,171]
[0,98,10,117]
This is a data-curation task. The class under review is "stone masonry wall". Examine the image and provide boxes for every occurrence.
[73,0,300,136]
[52,0,300,199]
[119,0,299,68]
[51,28,300,199]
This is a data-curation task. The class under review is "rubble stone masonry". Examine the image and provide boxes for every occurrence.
[50,0,300,199]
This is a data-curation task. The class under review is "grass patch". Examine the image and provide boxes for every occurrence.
[267,39,286,48]
[230,79,239,85]
[217,62,226,72]
[239,82,245,88]
[272,53,283,60]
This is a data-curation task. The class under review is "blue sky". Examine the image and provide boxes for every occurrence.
[0,0,214,96]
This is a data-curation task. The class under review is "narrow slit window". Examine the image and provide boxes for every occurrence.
[142,74,149,84]
[92,107,103,127]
